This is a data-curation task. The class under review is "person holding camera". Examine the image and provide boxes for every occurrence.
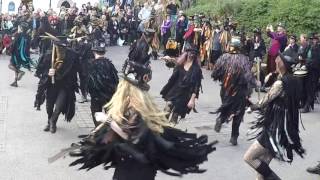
[266,23,287,74]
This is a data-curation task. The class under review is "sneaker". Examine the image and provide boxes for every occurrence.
[307,162,320,175]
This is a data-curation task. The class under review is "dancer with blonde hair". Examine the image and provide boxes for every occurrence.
[63,29,217,180]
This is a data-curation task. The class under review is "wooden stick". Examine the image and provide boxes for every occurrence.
[256,57,261,100]
[51,45,55,84]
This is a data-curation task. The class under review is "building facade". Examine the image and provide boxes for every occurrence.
[1,0,101,14]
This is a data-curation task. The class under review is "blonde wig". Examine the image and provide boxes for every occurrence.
[104,80,170,133]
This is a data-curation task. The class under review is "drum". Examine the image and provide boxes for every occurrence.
[293,64,308,77]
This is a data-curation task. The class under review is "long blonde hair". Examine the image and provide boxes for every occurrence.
[104,80,170,133]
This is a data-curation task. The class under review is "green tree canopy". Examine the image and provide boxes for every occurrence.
[187,0,320,35]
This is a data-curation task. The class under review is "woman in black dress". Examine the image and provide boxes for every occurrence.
[160,47,202,123]
[244,51,305,179]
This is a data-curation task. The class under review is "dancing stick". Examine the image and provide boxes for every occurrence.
[51,45,55,84]
[256,57,261,100]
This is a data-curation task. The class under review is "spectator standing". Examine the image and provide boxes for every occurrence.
[266,23,287,73]
[166,0,179,38]
[108,15,119,46]
[161,15,172,49]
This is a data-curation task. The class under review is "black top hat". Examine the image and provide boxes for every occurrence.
[121,59,152,91]
[121,39,153,91]
[279,49,298,71]
[92,42,106,53]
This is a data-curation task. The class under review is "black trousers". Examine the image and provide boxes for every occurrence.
[46,87,67,125]
[79,73,88,98]
[304,69,320,109]
[90,98,105,126]
[231,109,245,138]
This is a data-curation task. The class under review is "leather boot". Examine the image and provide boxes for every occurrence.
[301,106,310,113]
[34,100,41,111]
[214,118,222,132]
[229,136,238,146]
[50,118,57,133]
[265,171,281,180]
[43,121,50,132]
[307,162,320,175]
[10,81,18,87]
[17,71,25,81]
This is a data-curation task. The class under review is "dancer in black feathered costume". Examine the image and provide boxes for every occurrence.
[8,22,32,87]
[244,51,305,180]
[35,38,79,134]
[88,43,119,126]
[34,15,62,110]
[74,40,93,103]
[50,29,217,180]
[211,36,257,145]
[160,47,202,124]
[69,16,91,103]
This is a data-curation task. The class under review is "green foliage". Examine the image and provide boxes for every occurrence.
[187,0,320,34]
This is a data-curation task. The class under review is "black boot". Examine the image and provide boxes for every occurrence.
[43,121,50,132]
[17,71,25,81]
[307,162,320,175]
[49,119,57,134]
[79,95,88,103]
[34,100,41,111]
[301,106,310,113]
[214,118,222,133]
[10,81,18,87]
[265,171,281,180]
[229,136,238,146]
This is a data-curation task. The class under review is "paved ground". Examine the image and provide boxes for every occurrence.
[0,46,319,180]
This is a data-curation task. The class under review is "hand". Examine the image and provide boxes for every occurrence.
[256,80,262,88]
[187,99,195,109]
[48,68,55,77]
[94,112,107,122]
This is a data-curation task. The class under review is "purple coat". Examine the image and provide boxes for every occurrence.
[161,20,172,34]
[267,31,287,56]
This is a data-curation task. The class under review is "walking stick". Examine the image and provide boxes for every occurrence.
[51,45,55,84]
[255,57,261,100]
